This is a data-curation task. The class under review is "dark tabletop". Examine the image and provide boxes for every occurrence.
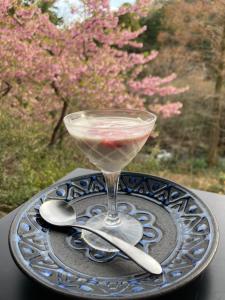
[0,168,224,300]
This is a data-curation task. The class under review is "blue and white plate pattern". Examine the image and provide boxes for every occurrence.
[9,172,219,299]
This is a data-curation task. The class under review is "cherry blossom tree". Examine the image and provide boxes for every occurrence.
[0,0,187,145]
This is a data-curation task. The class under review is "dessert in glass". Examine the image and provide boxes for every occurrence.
[64,109,157,252]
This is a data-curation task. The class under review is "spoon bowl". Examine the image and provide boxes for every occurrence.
[40,200,75,226]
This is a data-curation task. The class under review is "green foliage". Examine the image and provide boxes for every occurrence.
[118,6,164,51]
[219,172,225,185]
[138,8,165,50]
[21,0,63,25]
[191,158,208,172]
[37,0,63,25]
[119,12,141,32]
[0,111,85,207]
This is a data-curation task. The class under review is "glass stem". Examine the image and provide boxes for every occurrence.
[103,171,121,226]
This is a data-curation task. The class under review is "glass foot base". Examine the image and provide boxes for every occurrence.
[81,212,143,252]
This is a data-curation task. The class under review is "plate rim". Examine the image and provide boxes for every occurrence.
[9,171,219,300]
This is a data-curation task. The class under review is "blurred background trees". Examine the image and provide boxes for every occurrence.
[0,0,224,215]
[118,0,225,166]
[158,0,225,166]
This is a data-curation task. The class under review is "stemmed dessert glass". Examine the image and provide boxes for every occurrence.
[64,109,157,252]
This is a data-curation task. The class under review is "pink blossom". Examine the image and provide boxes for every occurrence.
[151,102,183,118]
[129,51,158,66]
[0,0,187,124]
[0,0,11,16]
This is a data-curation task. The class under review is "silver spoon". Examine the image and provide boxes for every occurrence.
[39,200,162,275]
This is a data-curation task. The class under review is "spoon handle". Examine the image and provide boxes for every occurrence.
[73,224,162,275]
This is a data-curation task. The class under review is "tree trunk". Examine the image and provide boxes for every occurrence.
[49,100,68,147]
[208,94,222,165]
[208,20,225,165]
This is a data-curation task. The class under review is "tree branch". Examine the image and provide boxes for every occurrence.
[51,80,67,102]
[0,81,12,98]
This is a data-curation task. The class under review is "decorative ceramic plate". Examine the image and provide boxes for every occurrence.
[9,172,219,299]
